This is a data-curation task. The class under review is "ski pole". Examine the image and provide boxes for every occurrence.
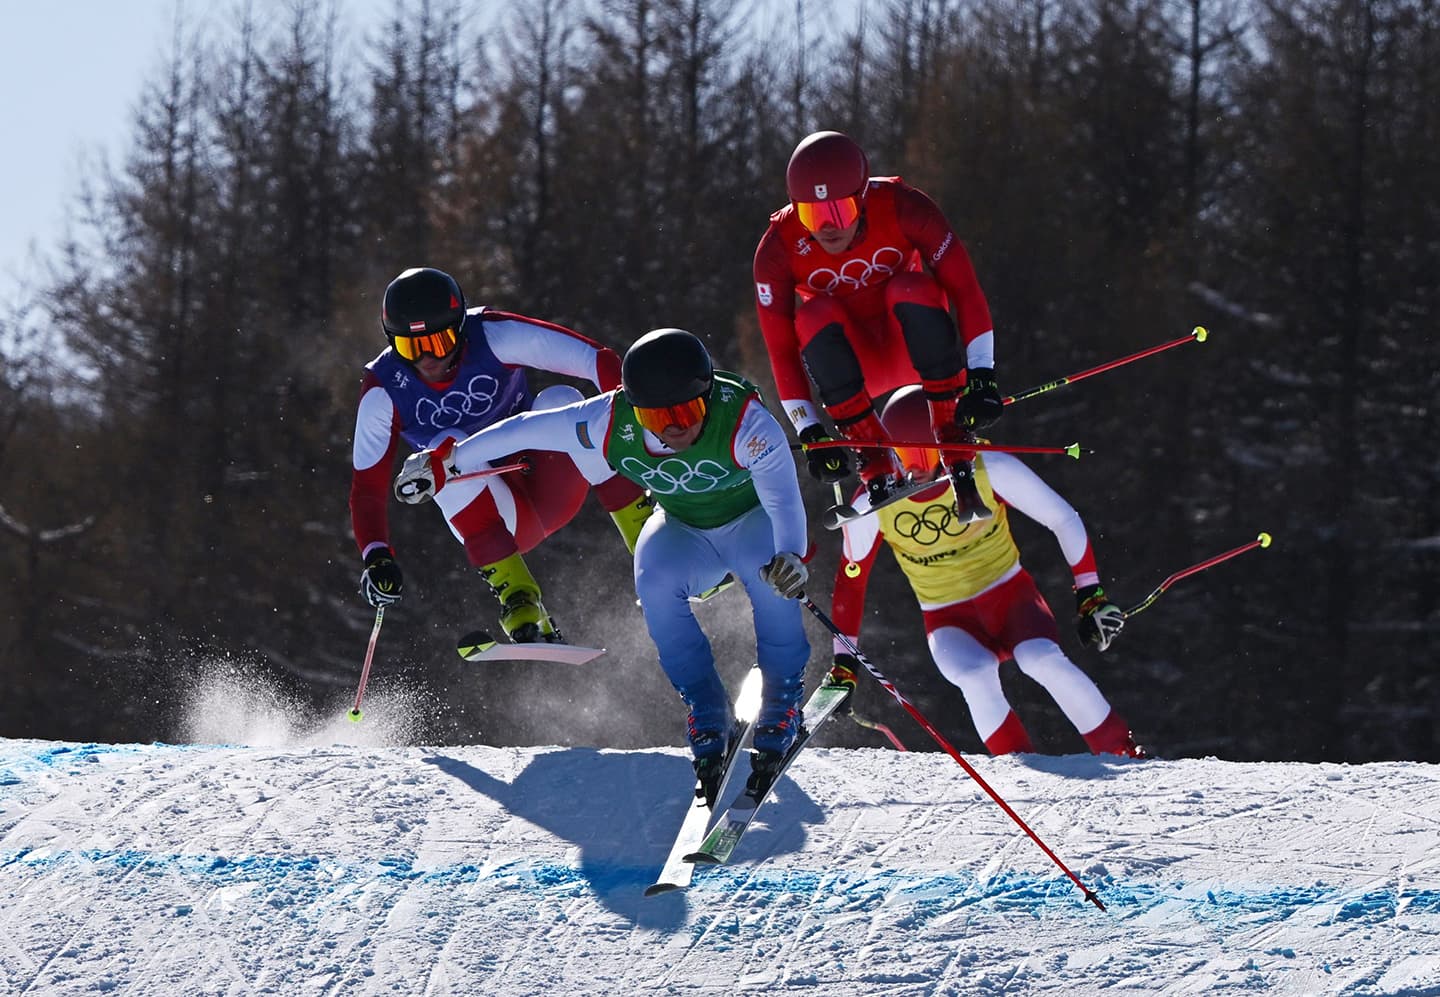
[1124,532,1272,618]
[801,596,1107,911]
[798,438,1083,459]
[1003,326,1208,406]
[445,458,532,485]
[850,711,908,750]
[347,605,386,722]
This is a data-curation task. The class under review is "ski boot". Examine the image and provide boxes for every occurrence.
[945,457,993,526]
[855,446,907,507]
[480,552,564,644]
[824,654,860,713]
[499,590,564,644]
[934,423,991,526]
[744,747,787,797]
[1082,710,1149,759]
[691,735,728,808]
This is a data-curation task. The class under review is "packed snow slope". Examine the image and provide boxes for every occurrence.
[2,729,1438,996]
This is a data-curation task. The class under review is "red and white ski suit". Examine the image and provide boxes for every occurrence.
[350,309,643,567]
[831,452,1135,755]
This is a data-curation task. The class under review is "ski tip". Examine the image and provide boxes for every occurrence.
[643,883,683,896]
[1192,325,1209,342]
[683,852,722,865]
[1257,531,1273,548]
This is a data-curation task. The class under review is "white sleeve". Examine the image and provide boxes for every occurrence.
[984,451,1089,566]
[451,391,620,486]
[484,314,610,387]
[352,385,397,470]
[840,504,882,562]
[966,330,995,370]
[733,399,808,555]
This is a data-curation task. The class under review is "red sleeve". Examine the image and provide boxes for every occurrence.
[594,347,622,392]
[752,223,813,406]
[894,184,994,347]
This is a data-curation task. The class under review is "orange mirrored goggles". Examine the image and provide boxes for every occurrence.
[894,443,941,477]
[634,396,708,436]
[795,195,862,234]
[392,325,460,362]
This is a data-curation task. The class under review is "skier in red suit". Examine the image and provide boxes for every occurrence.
[753,130,1001,523]
[349,267,651,647]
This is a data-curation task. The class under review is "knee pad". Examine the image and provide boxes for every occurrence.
[533,384,584,411]
[893,301,963,384]
[799,321,865,407]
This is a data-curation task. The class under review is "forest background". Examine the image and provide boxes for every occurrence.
[1,0,1435,763]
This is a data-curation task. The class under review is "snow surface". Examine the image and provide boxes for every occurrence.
[3,695,1439,996]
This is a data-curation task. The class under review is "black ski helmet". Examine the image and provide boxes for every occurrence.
[381,267,467,345]
[621,328,714,408]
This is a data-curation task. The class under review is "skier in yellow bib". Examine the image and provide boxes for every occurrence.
[827,385,1143,756]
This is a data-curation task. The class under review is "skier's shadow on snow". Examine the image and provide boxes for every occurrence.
[422,748,825,927]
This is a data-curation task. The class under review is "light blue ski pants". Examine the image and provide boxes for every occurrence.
[633,502,810,756]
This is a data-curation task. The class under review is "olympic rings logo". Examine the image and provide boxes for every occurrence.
[805,246,906,294]
[890,501,971,546]
[415,374,502,430]
[617,456,739,495]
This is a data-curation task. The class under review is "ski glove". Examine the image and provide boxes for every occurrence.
[394,437,460,504]
[799,425,851,483]
[360,547,404,607]
[962,368,1004,430]
[1075,584,1125,652]
[760,551,808,600]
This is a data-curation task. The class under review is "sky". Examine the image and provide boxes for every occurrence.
[2,674,1438,996]
[0,0,851,313]
[0,2,180,303]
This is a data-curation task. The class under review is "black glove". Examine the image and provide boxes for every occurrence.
[799,425,851,483]
[360,547,404,607]
[1075,584,1125,652]
[961,367,1004,430]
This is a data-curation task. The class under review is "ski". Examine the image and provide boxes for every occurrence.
[822,476,949,530]
[645,667,763,896]
[684,681,853,866]
[456,630,606,665]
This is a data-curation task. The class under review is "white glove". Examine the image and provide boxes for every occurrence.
[760,551,808,600]
[394,438,459,504]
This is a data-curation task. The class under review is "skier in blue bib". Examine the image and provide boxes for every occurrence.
[393,329,813,801]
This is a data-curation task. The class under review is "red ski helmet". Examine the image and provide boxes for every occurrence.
[880,386,941,477]
[785,131,870,205]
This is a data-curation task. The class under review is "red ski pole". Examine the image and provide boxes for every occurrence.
[445,459,532,485]
[1124,532,1272,618]
[802,596,1107,911]
[1003,326,1208,406]
[797,438,1083,459]
[347,605,386,722]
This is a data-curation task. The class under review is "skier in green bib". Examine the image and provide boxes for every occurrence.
[393,328,813,800]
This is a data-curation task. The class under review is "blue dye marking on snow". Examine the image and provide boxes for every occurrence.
[4,845,1439,926]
